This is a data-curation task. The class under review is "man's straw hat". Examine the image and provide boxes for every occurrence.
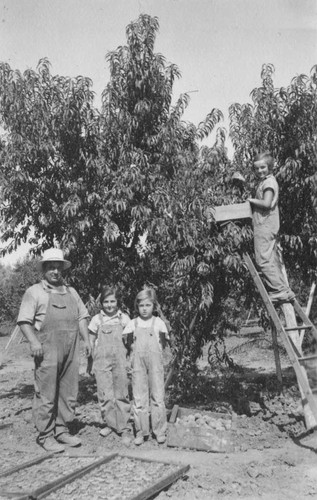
[36,248,71,271]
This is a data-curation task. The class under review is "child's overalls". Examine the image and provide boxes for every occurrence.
[93,316,130,433]
[34,288,79,440]
[131,317,167,438]
[253,174,293,301]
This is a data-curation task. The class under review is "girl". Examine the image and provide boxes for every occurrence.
[88,286,131,444]
[122,288,169,446]
[248,151,295,302]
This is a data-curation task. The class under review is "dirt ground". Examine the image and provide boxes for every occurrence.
[1,327,317,500]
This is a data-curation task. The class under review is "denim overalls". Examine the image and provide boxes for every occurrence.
[131,317,167,438]
[93,315,130,433]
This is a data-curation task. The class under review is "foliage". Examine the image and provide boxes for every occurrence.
[229,63,317,280]
[0,56,100,280]
[0,15,254,381]
[3,16,316,386]
[0,257,41,328]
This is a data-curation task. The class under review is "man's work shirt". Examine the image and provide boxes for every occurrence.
[17,280,89,331]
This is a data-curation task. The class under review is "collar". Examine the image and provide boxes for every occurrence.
[100,309,123,321]
[42,280,67,294]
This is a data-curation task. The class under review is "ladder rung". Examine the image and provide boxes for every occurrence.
[299,355,317,364]
[285,325,311,331]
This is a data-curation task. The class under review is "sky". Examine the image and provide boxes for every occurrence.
[1,0,317,265]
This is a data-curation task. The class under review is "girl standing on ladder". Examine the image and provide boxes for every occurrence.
[248,151,295,303]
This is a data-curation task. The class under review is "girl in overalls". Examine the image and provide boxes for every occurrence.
[88,286,131,444]
[248,151,295,302]
[123,288,170,446]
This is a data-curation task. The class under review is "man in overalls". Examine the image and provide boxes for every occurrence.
[17,248,91,453]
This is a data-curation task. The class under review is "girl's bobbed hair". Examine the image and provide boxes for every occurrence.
[254,151,274,171]
[100,285,121,307]
[134,288,158,316]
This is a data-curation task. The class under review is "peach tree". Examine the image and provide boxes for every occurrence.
[0,15,253,379]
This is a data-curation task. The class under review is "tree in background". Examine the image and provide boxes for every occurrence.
[0,56,101,299]
[0,258,40,333]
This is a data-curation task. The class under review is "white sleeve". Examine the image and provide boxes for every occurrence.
[122,319,135,336]
[88,315,100,335]
[121,313,131,328]
[156,317,169,338]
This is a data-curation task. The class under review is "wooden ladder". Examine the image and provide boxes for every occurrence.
[243,252,317,427]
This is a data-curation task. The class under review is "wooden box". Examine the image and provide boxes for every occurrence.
[212,202,252,223]
[167,406,236,453]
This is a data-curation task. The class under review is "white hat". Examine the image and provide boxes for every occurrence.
[36,248,71,271]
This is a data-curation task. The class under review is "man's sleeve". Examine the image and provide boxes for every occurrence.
[17,288,37,325]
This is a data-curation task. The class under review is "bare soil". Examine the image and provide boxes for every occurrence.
[1,327,317,499]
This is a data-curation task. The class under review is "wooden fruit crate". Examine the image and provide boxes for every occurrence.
[167,405,236,453]
[212,202,252,223]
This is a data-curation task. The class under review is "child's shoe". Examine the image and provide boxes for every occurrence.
[134,433,144,446]
[100,427,112,437]
[156,434,166,444]
[121,431,132,446]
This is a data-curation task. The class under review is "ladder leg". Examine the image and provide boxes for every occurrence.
[281,303,317,429]
[271,322,283,390]
[243,253,317,429]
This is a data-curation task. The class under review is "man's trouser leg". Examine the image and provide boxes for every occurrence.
[55,335,79,437]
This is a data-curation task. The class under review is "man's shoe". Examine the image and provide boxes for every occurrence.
[156,434,166,444]
[134,434,144,446]
[56,433,81,447]
[38,436,65,453]
[100,427,113,437]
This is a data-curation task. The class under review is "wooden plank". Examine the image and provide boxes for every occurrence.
[167,423,234,453]
[169,405,179,424]
[213,202,252,223]
[130,464,190,500]
[0,453,54,478]
[306,282,316,317]
[35,454,118,499]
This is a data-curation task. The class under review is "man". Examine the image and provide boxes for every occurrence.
[17,248,91,453]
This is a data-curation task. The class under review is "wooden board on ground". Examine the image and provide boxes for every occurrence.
[212,202,252,223]
[167,406,236,453]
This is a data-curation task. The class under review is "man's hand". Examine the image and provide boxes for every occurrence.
[83,340,91,357]
[19,323,43,358]
[30,339,43,358]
